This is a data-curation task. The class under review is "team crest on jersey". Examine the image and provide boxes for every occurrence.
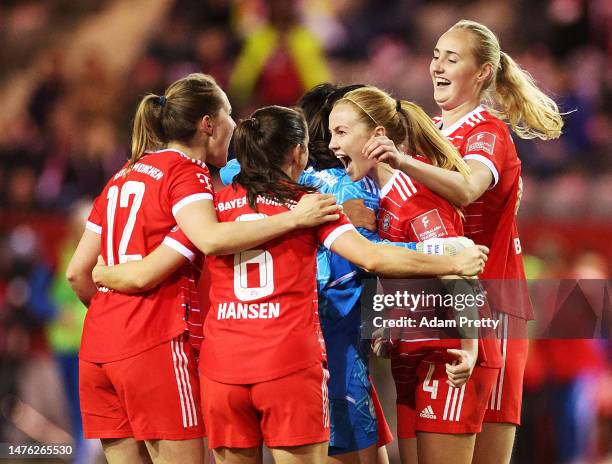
[410,209,447,241]
[381,213,392,232]
[466,131,496,156]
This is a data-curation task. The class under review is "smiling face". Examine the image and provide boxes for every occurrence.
[430,28,488,112]
[328,102,377,182]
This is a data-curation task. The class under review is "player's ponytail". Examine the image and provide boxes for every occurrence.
[340,86,469,178]
[129,73,225,168]
[234,106,316,211]
[399,100,470,178]
[493,51,564,140]
[130,94,164,167]
[451,20,564,140]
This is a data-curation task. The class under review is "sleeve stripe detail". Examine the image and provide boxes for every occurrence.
[86,221,102,234]
[323,224,355,249]
[172,193,213,217]
[464,154,499,189]
[162,237,196,262]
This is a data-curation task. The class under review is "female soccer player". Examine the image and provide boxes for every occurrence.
[219,83,478,464]
[66,73,343,464]
[93,105,487,464]
[363,20,564,464]
[328,85,503,464]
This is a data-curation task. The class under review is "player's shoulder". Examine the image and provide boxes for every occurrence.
[465,109,510,139]
[145,149,210,172]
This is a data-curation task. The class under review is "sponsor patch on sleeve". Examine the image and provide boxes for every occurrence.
[410,209,448,241]
[466,131,496,157]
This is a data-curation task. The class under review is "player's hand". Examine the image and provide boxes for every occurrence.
[92,255,107,287]
[445,348,477,388]
[371,328,396,358]
[343,199,376,231]
[363,135,404,169]
[291,194,342,228]
[452,245,488,277]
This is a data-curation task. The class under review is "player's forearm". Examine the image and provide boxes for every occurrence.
[364,245,460,277]
[93,263,151,293]
[398,157,474,207]
[196,212,296,256]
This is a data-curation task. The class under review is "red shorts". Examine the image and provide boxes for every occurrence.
[80,334,204,440]
[200,363,330,449]
[397,361,498,438]
[484,311,529,425]
[371,382,393,447]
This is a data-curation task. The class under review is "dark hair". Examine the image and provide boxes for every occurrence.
[234,106,316,211]
[297,83,365,170]
[130,73,225,167]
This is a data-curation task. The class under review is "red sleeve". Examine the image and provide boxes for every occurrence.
[462,121,506,188]
[404,191,460,241]
[162,226,200,262]
[168,162,215,219]
[85,195,104,235]
[316,212,356,249]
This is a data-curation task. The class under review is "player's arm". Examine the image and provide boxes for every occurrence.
[66,229,100,306]
[175,194,341,256]
[330,229,487,278]
[92,245,188,293]
[362,135,492,207]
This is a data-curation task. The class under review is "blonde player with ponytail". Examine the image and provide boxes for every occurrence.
[329,85,503,464]
[364,20,564,464]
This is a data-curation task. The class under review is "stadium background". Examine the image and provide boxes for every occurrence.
[0,0,610,462]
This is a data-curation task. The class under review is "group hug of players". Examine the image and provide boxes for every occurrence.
[66,20,565,464]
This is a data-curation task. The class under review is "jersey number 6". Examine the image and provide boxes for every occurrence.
[233,214,275,301]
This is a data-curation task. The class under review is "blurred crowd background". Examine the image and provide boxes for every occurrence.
[0,0,610,463]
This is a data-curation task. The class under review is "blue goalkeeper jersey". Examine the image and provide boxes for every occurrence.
[220,160,415,398]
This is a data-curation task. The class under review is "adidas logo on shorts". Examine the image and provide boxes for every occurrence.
[419,405,437,419]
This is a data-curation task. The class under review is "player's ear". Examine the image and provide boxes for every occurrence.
[374,126,387,137]
[476,63,493,84]
[200,115,214,136]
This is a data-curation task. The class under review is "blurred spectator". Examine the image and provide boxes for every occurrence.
[228,0,331,110]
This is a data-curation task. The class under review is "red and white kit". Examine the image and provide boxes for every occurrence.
[80,149,211,439]
[436,106,532,425]
[377,169,501,437]
[200,184,355,449]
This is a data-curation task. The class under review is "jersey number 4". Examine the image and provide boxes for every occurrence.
[106,181,145,265]
[233,214,275,301]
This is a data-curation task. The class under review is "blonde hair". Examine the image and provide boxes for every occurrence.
[130,73,224,167]
[451,19,563,140]
[338,86,470,178]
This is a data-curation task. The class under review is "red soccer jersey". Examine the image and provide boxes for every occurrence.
[376,170,501,369]
[81,149,214,363]
[200,184,355,385]
[377,169,462,243]
[165,227,205,356]
[435,106,533,319]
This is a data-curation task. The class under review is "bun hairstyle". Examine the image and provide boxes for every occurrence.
[130,73,225,167]
[451,19,564,140]
[234,105,316,211]
[338,86,470,178]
